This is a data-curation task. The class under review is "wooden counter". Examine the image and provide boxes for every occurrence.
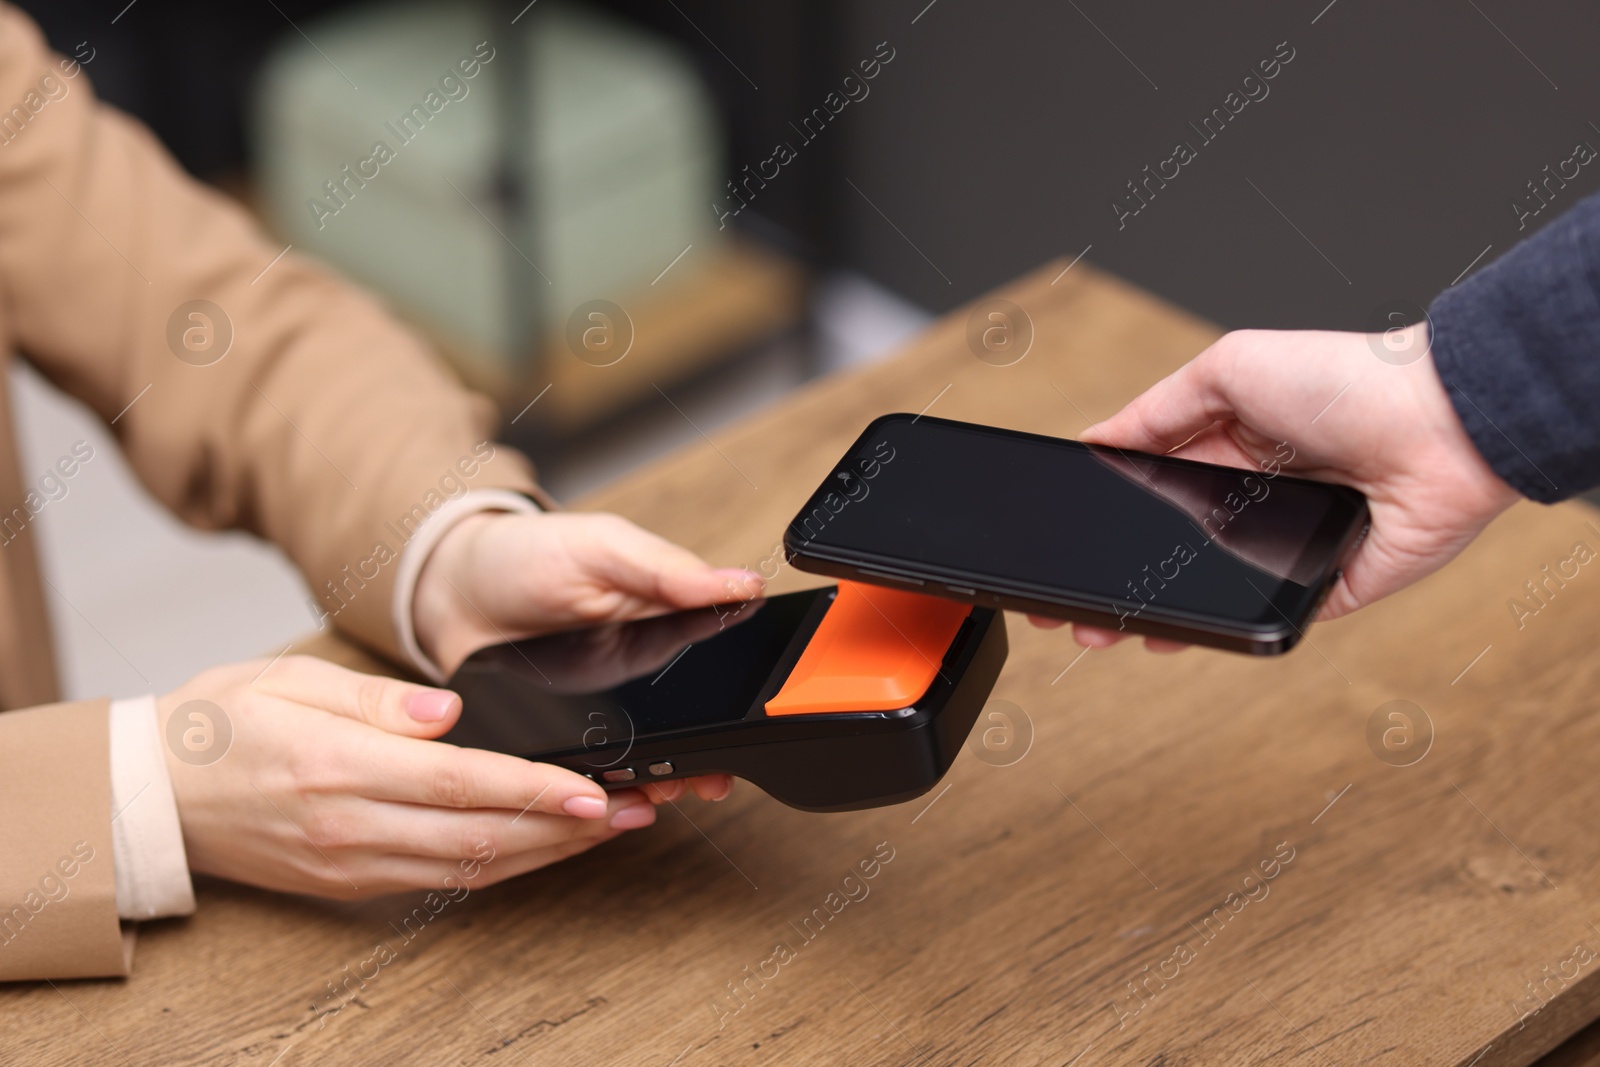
[9,261,1600,1066]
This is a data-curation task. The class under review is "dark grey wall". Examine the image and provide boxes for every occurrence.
[25,0,1600,335]
[826,0,1600,330]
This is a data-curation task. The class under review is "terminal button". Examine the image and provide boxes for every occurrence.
[601,768,636,783]
[648,762,674,776]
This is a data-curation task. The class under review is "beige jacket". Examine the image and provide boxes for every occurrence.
[0,6,550,979]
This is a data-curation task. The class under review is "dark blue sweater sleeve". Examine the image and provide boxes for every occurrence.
[1428,190,1600,503]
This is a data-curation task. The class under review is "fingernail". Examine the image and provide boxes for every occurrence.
[406,690,458,722]
[710,777,732,801]
[610,804,656,830]
[562,795,608,819]
[715,567,763,589]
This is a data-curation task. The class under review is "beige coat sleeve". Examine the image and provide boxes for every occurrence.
[0,4,551,663]
[0,701,132,980]
[0,6,554,980]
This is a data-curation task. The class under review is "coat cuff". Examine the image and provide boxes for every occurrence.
[109,696,196,921]
[391,489,544,682]
[306,444,555,667]
[0,700,131,980]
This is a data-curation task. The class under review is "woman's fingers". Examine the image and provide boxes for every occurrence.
[322,722,612,818]
[642,775,730,803]
[578,514,764,610]
[688,774,733,802]
[329,791,656,862]
[643,779,687,803]
[1071,624,1127,648]
[252,655,464,739]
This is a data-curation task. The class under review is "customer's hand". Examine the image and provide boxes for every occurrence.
[162,656,662,899]
[413,510,761,801]
[1050,326,1521,650]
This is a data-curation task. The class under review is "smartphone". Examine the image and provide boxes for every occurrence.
[781,414,1370,655]
[441,585,1008,812]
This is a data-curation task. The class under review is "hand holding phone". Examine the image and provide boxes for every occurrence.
[783,414,1370,655]
[1071,327,1524,646]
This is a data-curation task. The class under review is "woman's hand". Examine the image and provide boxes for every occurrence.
[413,510,763,802]
[1048,326,1521,650]
[414,511,762,673]
[162,655,666,900]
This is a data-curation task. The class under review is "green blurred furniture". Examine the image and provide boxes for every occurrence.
[252,0,801,431]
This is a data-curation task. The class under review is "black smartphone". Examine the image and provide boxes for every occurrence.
[782,414,1370,655]
[441,585,1008,812]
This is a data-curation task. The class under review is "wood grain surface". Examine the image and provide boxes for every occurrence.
[7,262,1600,1066]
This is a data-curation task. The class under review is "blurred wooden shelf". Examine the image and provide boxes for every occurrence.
[434,239,806,435]
[223,171,803,438]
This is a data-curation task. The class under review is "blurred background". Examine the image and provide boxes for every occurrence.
[11,0,1600,700]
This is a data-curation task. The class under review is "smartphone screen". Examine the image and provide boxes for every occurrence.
[442,591,826,763]
[784,414,1368,651]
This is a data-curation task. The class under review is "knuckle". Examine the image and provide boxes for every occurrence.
[287,743,326,783]
[233,687,271,718]
[303,809,356,850]
[355,676,390,723]
[1208,329,1247,361]
[429,761,474,808]
[458,821,499,860]
[288,746,348,796]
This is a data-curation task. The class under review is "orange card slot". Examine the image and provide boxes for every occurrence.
[763,581,973,716]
